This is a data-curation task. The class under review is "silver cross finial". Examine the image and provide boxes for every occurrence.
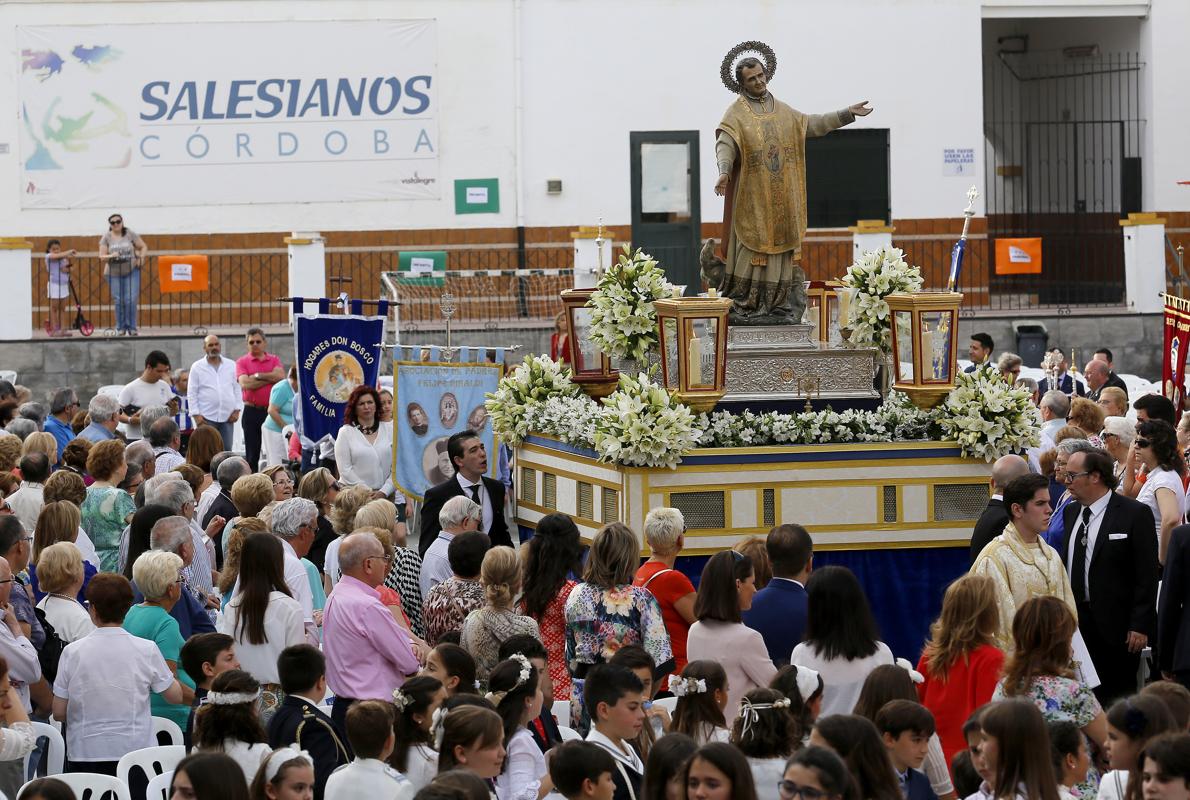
[964,186,980,215]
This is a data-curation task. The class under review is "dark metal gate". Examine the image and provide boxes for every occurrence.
[983,46,1144,309]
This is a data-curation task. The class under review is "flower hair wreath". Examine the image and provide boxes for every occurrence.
[206,689,261,706]
[484,653,533,706]
[392,687,413,712]
[670,677,708,698]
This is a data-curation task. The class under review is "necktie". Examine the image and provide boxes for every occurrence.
[1071,506,1092,601]
[468,483,481,504]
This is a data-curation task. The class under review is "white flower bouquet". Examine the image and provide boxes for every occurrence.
[593,372,699,469]
[485,355,582,446]
[840,247,924,353]
[588,246,678,364]
[935,365,1042,461]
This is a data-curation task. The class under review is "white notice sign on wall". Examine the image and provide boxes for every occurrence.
[171,262,192,282]
[466,186,489,204]
[943,148,975,177]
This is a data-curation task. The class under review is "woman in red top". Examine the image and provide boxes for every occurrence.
[915,573,1005,766]
[549,311,568,363]
[518,512,582,700]
[633,507,697,686]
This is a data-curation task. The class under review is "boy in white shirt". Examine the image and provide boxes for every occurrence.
[325,700,414,800]
[583,664,646,800]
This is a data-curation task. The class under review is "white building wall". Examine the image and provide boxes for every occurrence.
[0,0,1184,238]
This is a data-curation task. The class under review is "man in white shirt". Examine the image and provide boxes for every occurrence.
[149,417,185,473]
[271,498,319,644]
[117,350,177,441]
[7,453,49,534]
[1038,390,1071,452]
[187,335,243,454]
[420,496,481,598]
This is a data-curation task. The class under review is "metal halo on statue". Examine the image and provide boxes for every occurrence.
[720,40,777,94]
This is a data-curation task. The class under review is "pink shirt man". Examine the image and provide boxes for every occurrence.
[236,351,283,407]
[323,574,419,701]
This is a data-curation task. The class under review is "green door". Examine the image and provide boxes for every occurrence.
[630,131,701,295]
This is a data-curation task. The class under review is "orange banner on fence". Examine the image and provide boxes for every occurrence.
[994,238,1042,275]
[157,255,210,293]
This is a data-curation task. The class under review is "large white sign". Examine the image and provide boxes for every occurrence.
[17,20,439,208]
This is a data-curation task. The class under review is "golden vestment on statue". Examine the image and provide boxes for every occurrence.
[715,96,852,320]
[970,522,1078,653]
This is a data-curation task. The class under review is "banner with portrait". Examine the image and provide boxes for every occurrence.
[393,350,503,501]
[1162,293,1190,414]
[293,299,389,442]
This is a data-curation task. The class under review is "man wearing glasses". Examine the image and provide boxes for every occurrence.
[322,531,424,733]
[1060,448,1157,704]
[44,388,78,460]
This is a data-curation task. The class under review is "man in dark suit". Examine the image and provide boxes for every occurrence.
[742,523,812,665]
[419,428,511,557]
[1061,449,1158,704]
[268,644,351,800]
[1094,348,1131,395]
[1158,523,1190,689]
[970,454,1030,563]
[964,333,994,374]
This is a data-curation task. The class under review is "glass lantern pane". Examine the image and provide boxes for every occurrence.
[894,310,914,383]
[921,310,954,382]
[806,295,822,341]
[687,317,718,389]
[661,317,679,390]
[571,307,601,376]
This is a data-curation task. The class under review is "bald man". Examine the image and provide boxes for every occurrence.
[970,454,1031,563]
[187,334,243,454]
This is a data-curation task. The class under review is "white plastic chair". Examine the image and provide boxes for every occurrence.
[117,745,185,794]
[557,725,582,742]
[97,384,124,400]
[550,700,570,728]
[145,770,174,800]
[23,720,66,778]
[20,772,130,800]
[151,716,184,747]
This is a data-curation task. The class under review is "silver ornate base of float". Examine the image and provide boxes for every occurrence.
[724,326,881,402]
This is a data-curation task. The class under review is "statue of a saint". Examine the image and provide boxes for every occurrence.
[703,42,872,325]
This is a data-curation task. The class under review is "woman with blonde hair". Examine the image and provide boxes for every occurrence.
[29,500,95,602]
[992,595,1106,797]
[1068,397,1107,447]
[217,516,268,603]
[356,498,425,639]
[323,484,372,590]
[732,537,771,590]
[262,465,294,503]
[34,542,94,643]
[566,522,673,732]
[296,467,339,572]
[915,574,1004,766]
[124,550,197,728]
[81,439,135,572]
[460,546,539,681]
[42,469,100,569]
[21,432,58,466]
[1099,387,1129,419]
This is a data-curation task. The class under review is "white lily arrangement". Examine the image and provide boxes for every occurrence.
[593,372,700,469]
[935,365,1042,461]
[588,246,679,364]
[840,247,924,353]
[485,355,582,446]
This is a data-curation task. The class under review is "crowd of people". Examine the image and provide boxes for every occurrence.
[0,330,1188,800]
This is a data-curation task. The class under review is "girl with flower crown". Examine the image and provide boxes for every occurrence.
[193,669,272,784]
[249,747,316,800]
[488,655,554,800]
[670,661,731,746]
[730,687,798,800]
[391,675,448,791]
